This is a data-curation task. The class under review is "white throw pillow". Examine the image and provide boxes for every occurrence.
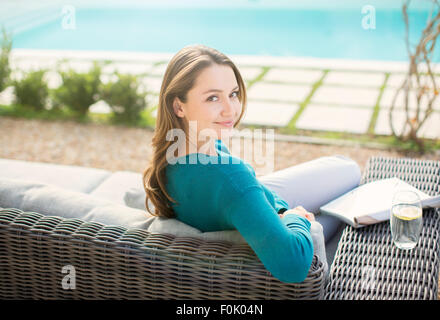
[90,171,144,205]
[124,187,152,211]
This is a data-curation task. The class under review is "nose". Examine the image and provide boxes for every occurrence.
[222,97,235,116]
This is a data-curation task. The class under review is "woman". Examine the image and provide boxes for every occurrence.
[143,44,361,283]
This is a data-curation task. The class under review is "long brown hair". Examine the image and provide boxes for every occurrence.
[142,44,247,218]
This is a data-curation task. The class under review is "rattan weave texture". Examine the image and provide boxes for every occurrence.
[324,156,440,300]
[0,208,324,300]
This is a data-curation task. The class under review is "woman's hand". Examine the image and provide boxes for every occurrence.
[279,206,315,222]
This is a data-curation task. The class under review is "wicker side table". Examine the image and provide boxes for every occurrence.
[324,156,440,300]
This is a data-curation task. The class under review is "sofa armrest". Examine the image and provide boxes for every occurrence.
[0,208,325,300]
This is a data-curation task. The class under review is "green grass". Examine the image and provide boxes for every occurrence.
[282,69,329,134]
[0,104,79,121]
[0,103,156,129]
[246,66,271,89]
[281,127,440,154]
[367,72,390,135]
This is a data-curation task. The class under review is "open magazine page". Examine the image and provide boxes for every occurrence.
[319,178,440,228]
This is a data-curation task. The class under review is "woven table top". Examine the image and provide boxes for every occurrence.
[324,156,440,300]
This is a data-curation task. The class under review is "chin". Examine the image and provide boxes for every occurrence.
[216,127,234,140]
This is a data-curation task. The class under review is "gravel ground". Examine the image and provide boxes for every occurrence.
[1,116,438,175]
[1,116,439,299]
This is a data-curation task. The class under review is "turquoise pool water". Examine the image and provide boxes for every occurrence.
[9,3,439,62]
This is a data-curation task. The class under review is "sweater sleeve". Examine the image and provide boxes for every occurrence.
[271,190,289,212]
[260,183,289,214]
[223,186,314,283]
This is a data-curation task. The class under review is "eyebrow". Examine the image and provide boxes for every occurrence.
[202,86,239,95]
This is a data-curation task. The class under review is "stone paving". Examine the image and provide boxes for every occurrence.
[2,49,440,141]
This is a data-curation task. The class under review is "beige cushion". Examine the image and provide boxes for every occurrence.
[0,178,153,229]
[147,216,327,274]
[147,216,246,243]
[0,158,111,193]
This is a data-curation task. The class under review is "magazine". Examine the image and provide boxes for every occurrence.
[319,177,440,228]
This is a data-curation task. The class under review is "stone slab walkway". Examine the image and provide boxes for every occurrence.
[2,49,440,141]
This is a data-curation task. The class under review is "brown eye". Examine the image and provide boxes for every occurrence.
[207,95,218,102]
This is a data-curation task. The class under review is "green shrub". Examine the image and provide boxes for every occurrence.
[13,70,49,110]
[54,61,102,117]
[0,27,12,92]
[100,72,147,125]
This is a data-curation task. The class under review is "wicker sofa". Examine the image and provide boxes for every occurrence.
[1,156,439,300]
[0,158,325,300]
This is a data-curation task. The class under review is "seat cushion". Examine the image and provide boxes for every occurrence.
[147,216,247,243]
[0,158,111,193]
[147,216,328,275]
[0,178,154,229]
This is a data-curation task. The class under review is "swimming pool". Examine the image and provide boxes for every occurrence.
[6,0,439,62]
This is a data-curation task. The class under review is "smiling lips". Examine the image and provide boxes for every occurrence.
[216,121,234,127]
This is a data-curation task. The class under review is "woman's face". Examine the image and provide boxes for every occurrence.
[173,64,242,143]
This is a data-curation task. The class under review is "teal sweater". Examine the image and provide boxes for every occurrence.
[165,139,314,283]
